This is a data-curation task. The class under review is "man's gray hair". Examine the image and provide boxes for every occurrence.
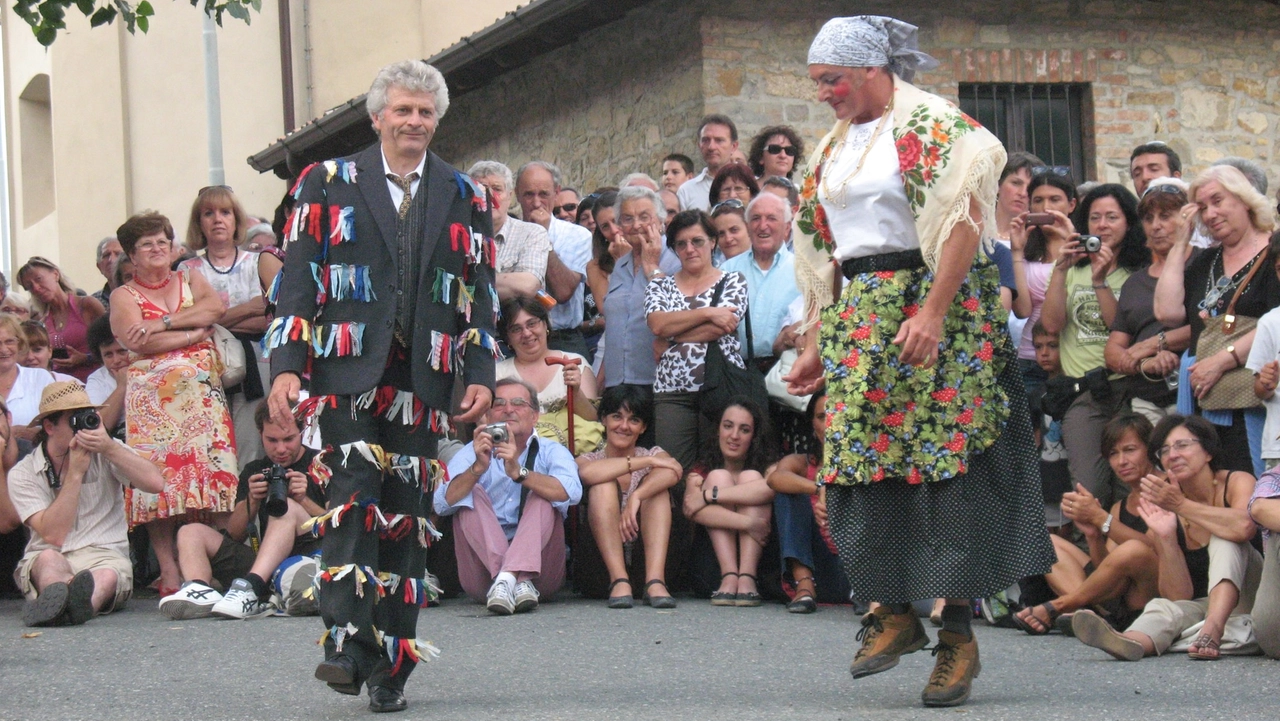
[496,377,539,411]
[516,161,563,190]
[95,237,117,260]
[366,60,450,119]
[614,186,667,223]
[620,173,660,191]
[467,160,514,189]
[747,191,792,225]
[1211,157,1268,195]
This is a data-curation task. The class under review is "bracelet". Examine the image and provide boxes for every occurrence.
[1092,283,1110,290]
[1157,330,1167,352]
[625,456,632,474]
[1138,358,1164,382]
[185,331,191,345]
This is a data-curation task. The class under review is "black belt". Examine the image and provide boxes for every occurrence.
[840,249,925,278]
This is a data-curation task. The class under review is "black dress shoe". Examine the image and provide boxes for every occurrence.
[368,685,407,713]
[314,655,360,695]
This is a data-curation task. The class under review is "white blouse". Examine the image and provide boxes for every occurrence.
[818,117,919,261]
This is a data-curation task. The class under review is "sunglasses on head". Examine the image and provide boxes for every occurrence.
[765,144,798,157]
[1142,183,1186,199]
[1031,166,1071,178]
[712,198,745,213]
[199,184,234,195]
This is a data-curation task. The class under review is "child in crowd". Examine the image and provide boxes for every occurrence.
[1032,321,1071,535]
[1248,236,1280,470]
[18,320,73,381]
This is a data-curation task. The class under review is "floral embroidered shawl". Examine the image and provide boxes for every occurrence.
[793,78,1006,316]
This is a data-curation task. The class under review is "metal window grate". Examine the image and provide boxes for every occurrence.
[959,83,1089,183]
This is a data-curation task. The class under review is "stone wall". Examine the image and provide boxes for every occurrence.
[432,0,705,193]
[434,0,1280,195]
[702,0,1280,187]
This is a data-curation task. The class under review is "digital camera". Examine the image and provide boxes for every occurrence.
[1081,235,1102,253]
[486,422,509,445]
[69,408,101,432]
[263,464,290,517]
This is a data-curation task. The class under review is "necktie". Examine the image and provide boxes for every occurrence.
[388,172,420,219]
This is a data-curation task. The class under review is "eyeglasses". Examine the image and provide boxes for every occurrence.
[711,198,745,214]
[1156,438,1201,459]
[672,236,711,252]
[491,397,532,408]
[1088,213,1124,225]
[619,212,657,228]
[1142,183,1186,199]
[507,318,544,337]
[765,144,798,157]
[1031,166,1072,178]
[553,203,578,215]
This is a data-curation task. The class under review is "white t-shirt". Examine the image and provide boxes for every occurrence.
[85,365,117,405]
[676,169,713,212]
[1246,306,1280,460]
[5,365,59,426]
[819,117,919,261]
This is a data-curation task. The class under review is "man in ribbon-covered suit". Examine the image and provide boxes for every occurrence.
[266,59,497,714]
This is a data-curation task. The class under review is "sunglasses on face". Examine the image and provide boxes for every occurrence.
[765,144,798,157]
[672,236,711,252]
[553,203,578,215]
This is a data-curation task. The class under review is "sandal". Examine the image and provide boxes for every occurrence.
[786,575,817,614]
[607,578,633,609]
[710,572,737,606]
[1012,601,1059,635]
[1188,634,1221,661]
[735,573,762,607]
[644,579,677,609]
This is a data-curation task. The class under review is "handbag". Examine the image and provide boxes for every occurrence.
[699,275,769,421]
[765,348,812,412]
[1197,251,1266,411]
[211,324,247,388]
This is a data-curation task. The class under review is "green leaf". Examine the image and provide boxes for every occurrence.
[35,24,58,45]
[136,0,152,16]
[89,5,116,25]
[38,1,67,22]
[135,13,146,31]
[224,2,247,20]
[74,0,94,15]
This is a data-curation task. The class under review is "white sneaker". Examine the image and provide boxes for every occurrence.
[513,580,539,613]
[211,579,274,619]
[486,578,515,615]
[159,582,223,620]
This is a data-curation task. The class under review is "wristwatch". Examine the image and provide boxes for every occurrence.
[515,466,530,483]
[647,268,663,280]
[1101,513,1114,535]
[161,314,172,330]
[1227,344,1242,367]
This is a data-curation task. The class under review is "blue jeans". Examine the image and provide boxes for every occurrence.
[774,492,851,604]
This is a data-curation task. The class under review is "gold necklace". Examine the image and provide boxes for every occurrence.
[820,96,894,209]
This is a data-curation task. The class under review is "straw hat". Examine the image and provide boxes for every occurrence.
[30,381,101,425]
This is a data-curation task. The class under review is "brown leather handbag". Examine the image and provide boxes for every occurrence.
[1197,251,1266,411]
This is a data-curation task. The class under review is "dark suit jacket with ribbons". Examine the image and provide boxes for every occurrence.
[268,143,497,417]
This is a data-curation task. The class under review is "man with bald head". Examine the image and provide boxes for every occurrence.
[720,192,800,369]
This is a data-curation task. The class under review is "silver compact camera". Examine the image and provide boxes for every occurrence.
[1081,234,1102,253]
[486,422,509,444]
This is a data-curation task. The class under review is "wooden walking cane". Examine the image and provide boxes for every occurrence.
[543,356,582,454]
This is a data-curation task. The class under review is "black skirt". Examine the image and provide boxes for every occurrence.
[826,349,1055,603]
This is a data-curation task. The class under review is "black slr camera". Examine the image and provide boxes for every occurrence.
[69,408,101,432]
[263,464,290,517]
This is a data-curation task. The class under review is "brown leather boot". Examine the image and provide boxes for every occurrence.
[849,605,929,678]
[921,630,981,707]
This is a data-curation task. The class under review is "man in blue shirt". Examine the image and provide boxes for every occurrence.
[721,192,800,368]
[435,378,582,615]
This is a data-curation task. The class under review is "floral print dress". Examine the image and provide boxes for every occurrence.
[121,270,239,526]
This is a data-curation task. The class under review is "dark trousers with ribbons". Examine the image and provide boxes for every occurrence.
[317,350,438,691]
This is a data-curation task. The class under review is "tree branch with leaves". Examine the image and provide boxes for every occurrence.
[13,0,262,46]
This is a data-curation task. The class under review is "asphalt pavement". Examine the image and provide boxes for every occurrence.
[1,594,1276,721]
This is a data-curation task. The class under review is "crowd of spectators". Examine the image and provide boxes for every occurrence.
[2,95,1280,670]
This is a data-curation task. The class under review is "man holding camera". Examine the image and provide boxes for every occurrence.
[159,403,325,620]
[9,382,165,626]
[435,378,581,614]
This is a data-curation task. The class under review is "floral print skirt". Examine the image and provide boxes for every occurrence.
[818,259,1010,486]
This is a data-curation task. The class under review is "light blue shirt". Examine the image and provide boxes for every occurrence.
[436,435,582,540]
[602,248,681,387]
[720,247,800,358]
[546,217,593,331]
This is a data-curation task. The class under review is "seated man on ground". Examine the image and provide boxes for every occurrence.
[159,403,326,619]
[435,378,582,615]
[1012,413,1161,634]
[1248,466,1280,657]
[10,381,165,626]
